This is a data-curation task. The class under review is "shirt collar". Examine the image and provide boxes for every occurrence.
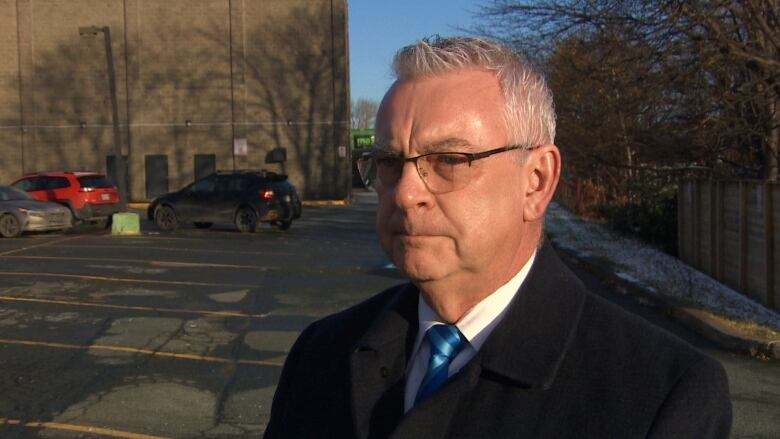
[415,251,537,351]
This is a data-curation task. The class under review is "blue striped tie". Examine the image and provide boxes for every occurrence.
[414,324,466,405]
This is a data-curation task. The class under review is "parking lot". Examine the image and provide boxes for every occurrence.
[0,193,400,438]
[4,193,780,438]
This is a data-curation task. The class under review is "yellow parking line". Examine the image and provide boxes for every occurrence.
[0,255,278,271]
[0,235,83,257]
[0,295,271,319]
[0,339,285,367]
[302,199,348,206]
[111,233,292,242]
[110,234,229,242]
[0,418,169,439]
[0,272,257,288]
[50,243,294,256]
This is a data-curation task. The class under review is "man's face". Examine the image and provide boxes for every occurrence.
[375,69,531,288]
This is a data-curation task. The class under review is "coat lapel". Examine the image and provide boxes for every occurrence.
[478,240,587,390]
[390,358,483,439]
[349,284,418,439]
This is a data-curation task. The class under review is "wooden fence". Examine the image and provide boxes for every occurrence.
[678,180,779,311]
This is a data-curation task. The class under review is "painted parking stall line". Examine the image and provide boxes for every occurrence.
[0,295,271,319]
[0,339,284,367]
[0,234,83,257]
[41,243,295,257]
[0,255,279,271]
[0,271,259,288]
[0,418,170,439]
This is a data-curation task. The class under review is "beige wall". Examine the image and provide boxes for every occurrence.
[0,0,22,183]
[0,0,351,200]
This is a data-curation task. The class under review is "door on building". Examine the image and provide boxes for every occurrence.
[145,155,169,200]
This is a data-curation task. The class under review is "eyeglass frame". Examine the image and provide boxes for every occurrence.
[357,143,536,194]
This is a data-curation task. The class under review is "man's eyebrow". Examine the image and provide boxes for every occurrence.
[419,138,473,154]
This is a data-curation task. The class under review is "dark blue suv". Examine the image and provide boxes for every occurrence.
[148,170,302,232]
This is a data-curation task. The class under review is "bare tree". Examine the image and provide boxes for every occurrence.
[472,0,780,181]
[351,98,379,129]
[669,0,780,180]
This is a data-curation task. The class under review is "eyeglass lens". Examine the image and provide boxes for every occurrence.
[357,153,472,194]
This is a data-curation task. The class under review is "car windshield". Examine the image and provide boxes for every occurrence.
[0,186,35,201]
[78,175,114,189]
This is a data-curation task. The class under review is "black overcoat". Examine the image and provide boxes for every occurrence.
[265,241,732,438]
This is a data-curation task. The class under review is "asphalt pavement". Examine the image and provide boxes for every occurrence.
[0,191,777,438]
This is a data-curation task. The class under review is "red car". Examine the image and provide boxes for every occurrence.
[11,171,120,225]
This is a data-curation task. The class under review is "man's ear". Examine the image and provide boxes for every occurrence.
[523,144,561,222]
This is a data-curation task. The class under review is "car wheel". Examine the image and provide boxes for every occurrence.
[62,205,80,228]
[194,222,213,229]
[154,205,178,231]
[0,214,21,238]
[274,220,292,230]
[235,207,257,233]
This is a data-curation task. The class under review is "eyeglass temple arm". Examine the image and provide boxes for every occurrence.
[467,144,532,161]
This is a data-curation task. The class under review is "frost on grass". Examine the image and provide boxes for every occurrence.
[545,203,780,333]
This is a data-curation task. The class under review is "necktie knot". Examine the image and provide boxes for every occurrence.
[427,324,465,360]
[415,324,466,405]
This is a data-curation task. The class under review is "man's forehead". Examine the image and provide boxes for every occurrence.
[375,69,507,154]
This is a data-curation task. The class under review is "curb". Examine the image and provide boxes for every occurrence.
[553,244,780,361]
[670,307,780,360]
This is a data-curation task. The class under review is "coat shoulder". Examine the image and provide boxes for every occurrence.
[298,283,414,355]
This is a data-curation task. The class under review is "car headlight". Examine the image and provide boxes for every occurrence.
[17,208,44,217]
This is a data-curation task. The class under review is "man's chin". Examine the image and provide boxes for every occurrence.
[392,255,446,283]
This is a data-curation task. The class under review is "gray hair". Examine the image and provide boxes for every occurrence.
[391,36,556,147]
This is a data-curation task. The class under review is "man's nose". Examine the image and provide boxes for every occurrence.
[392,161,433,209]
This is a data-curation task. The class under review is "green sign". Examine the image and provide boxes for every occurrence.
[352,129,375,150]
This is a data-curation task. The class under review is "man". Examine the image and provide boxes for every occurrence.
[265,37,731,438]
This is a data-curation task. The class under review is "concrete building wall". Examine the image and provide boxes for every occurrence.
[0,0,351,200]
[0,0,23,184]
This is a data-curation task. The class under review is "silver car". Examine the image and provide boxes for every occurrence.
[0,185,72,238]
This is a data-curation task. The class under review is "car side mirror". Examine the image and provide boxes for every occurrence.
[265,147,287,164]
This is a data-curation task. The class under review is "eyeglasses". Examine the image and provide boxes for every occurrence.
[356,144,533,194]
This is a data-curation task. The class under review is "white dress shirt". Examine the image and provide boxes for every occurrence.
[403,252,537,412]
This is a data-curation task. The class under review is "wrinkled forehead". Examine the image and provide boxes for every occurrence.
[375,70,507,154]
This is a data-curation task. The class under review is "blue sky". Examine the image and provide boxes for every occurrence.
[348,0,481,104]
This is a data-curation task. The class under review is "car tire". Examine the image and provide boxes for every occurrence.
[154,205,178,231]
[235,207,257,233]
[194,222,213,229]
[274,220,292,230]
[62,205,80,228]
[0,214,22,238]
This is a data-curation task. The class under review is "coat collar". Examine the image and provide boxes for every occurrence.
[353,282,419,352]
[349,284,418,439]
[478,240,586,389]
